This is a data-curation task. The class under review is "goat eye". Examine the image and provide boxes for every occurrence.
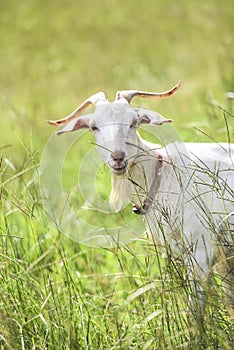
[130,121,137,129]
[90,125,99,132]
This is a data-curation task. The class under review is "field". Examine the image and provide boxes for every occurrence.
[0,0,234,349]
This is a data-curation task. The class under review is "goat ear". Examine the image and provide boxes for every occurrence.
[56,114,92,136]
[136,108,172,125]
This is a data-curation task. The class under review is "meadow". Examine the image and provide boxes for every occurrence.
[0,0,234,349]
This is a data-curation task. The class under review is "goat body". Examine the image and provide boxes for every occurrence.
[119,139,234,278]
[48,84,234,310]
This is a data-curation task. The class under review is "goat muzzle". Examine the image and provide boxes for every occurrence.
[108,151,127,175]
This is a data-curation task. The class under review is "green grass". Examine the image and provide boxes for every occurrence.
[1,0,234,348]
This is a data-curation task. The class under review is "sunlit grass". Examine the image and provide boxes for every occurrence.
[0,0,234,348]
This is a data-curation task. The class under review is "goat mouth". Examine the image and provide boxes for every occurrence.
[108,163,127,175]
[112,168,127,175]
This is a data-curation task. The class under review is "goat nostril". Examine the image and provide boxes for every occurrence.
[111,151,126,161]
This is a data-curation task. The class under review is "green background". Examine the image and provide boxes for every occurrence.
[0,1,234,349]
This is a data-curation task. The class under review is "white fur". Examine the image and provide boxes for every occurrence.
[54,90,234,309]
[112,139,234,280]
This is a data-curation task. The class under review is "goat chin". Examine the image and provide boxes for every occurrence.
[110,168,127,176]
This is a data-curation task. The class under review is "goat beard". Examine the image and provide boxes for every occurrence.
[109,173,132,212]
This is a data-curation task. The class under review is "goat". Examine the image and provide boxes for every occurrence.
[48,82,234,313]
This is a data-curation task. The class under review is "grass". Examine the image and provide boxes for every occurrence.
[0,0,234,348]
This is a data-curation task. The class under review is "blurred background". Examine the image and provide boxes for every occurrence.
[1,1,234,348]
[1,0,234,161]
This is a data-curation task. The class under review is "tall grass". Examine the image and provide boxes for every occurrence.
[1,110,233,349]
[0,0,234,349]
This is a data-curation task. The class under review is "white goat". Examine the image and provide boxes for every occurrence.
[48,82,234,311]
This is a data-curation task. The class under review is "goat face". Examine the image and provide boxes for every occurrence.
[54,101,171,176]
[91,103,141,175]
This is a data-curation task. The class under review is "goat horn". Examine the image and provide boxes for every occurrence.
[115,81,181,103]
[47,91,107,126]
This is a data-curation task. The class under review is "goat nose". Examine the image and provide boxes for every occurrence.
[111,150,126,161]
